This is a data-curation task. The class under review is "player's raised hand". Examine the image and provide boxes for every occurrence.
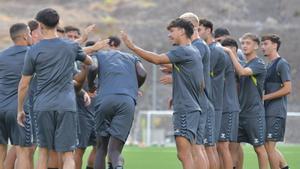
[160,74,173,85]
[121,31,135,50]
[83,91,91,106]
[160,64,172,74]
[222,46,232,53]
[92,39,110,51]
[17,110,26,127]
[84,24,96,35]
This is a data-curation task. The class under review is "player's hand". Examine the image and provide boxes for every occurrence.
[160,64,172,74]
[92,39,109,51]
[138,90,143,97]
[120,31,135,50]
[222,46,232,53]
[88,90,97,98]
[17,110,26,127]
[160,74,173,85]
[83,91,91,106]
[84,24,96,35]
[263,95,269,101]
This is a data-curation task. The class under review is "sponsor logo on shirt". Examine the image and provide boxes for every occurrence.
[254,138,259,144]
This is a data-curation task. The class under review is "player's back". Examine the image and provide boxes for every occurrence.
[96,50,139,102]
[0,46,28,111]
[209,42,226,111]
[23,38,80,112]
[192,38,211,97]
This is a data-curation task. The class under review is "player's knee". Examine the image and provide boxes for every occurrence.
[254,145,267,156]
[217,142,229,151]
[177,151,192,163]
[62,151,74,162]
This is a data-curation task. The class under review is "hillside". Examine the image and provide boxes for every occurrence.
[0,0,299,110]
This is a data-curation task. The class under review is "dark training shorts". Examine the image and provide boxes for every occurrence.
[218,111,239,142]
[95,95,135,143]
[196,111,207,145]
[238,116,266,146]
[266,116,286,142]
[173,110,200,144]
[36,111,77,152]
[77,112,96,148]
[214,110,222,141]
[204,106,216,146]
[0,111,32,147]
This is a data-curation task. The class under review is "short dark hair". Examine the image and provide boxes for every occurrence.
[85,41,95,47]
[108,36,121,47]
[35,8,59,28]
[199,19,213,33]
[64,26,81,35]
[241,33,260,45]
[167,18,194,38]
[221,37,238,52]
[28,20,39,32]
[56,26,65,33]
[214,27,230,38]
[9,23,28,42]
[261,34,281,51]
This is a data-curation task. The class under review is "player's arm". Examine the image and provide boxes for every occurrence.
[223,47,253,76]
[83,39,109,55]
[73,65,88,92]
[160,64,173,73]
[82,55,93,65]
[136,61,147,88]
[160,74,173,85]
[17,75,32,127]
[75,24,96,45]
[264,62,292,100]
[121,31,171,65]
[263,81,291,101]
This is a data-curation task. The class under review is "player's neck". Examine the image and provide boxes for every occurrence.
[14,41,27,46]
[42,29,58,39]
[191,32,200,41]
[206,36,214,45]
[268,51,279,61]
[245,52,257,61]
[178,37,191,46]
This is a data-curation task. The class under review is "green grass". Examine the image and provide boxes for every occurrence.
[79,144,300,169]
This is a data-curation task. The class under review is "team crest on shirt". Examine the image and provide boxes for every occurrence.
[254,138,259,144]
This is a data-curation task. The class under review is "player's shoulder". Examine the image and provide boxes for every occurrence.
[1,45,29,57]
[277,57,289,65]
[248,56,266,67]
[60,38,79,47]
[277,57,290,69]
[0,46,13,56]
[256,56,266,64]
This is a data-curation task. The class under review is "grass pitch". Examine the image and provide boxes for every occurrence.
[80,144,300,169]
